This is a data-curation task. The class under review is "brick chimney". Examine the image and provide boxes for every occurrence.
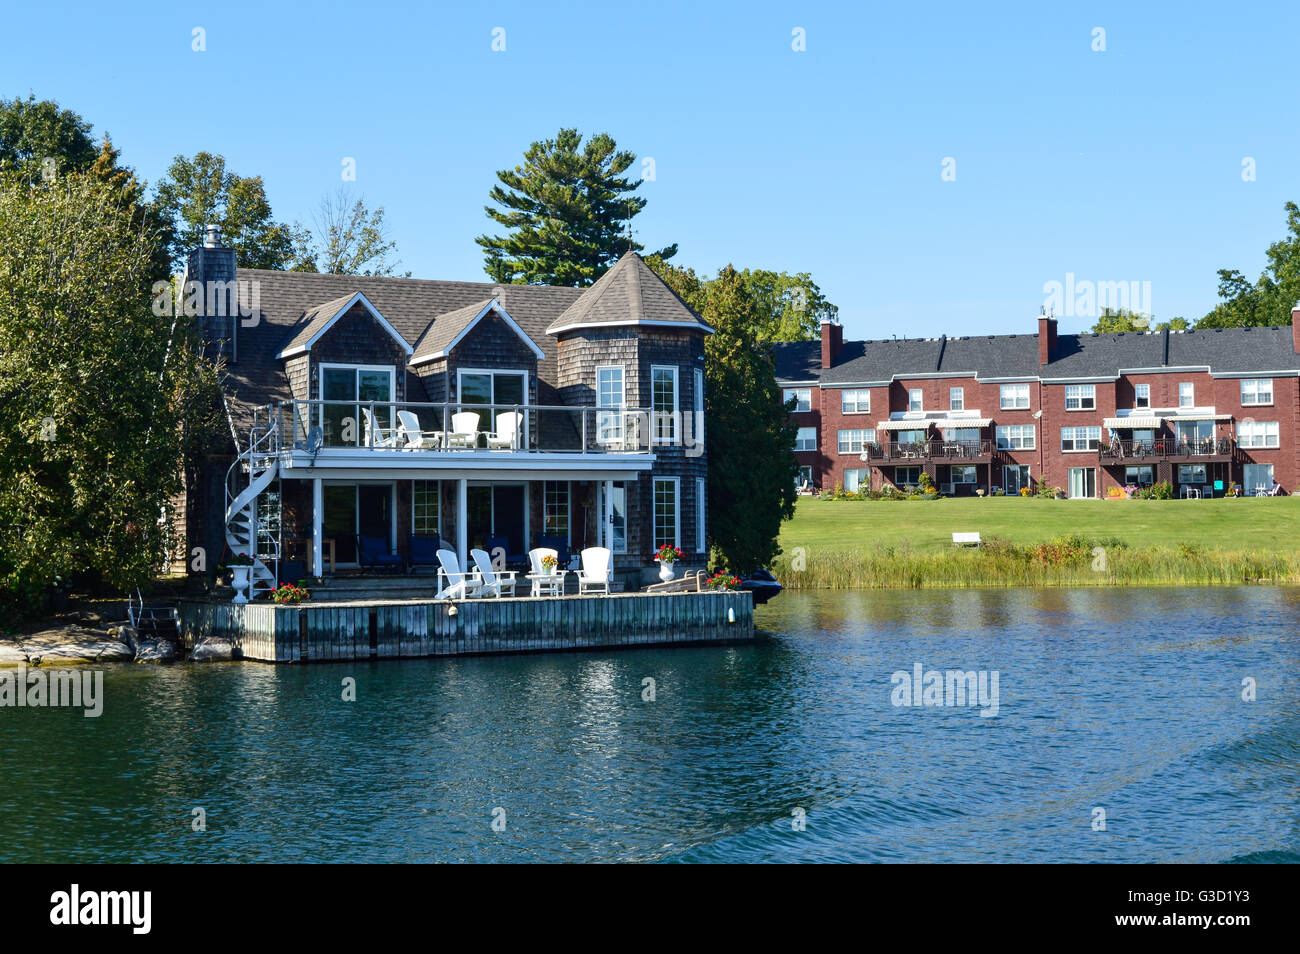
[186,224,239,363]
[1293,301,1300,353]
[1038,313,1057,366]
[821,319,843,369]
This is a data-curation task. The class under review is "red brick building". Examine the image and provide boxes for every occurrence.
[776,310,1300,498]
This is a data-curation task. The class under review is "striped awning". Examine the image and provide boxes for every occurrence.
[877,417,992,431]
[1166,412,1234,422]
[1103,415,1163,428]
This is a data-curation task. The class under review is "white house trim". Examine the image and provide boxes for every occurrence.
[277,292,412,360]
[409,300,545,366]
[547,318,715,336]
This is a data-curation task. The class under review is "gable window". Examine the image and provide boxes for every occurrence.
[653,477,679,549]
[1135,383,1150,408]
[1065,384,1096,410]
[795,427,817,451]
[596,366,624,444]
[908,388,923,412]
[320,364,395,447]
[458,369,527,436]
[837,429,874,453]
[949,387,964,411]
[1000,383,1030,410]
[1238,421,1279,449]
[1240,379,1273,406]
[652,366,679,443]
[1178,382,1194,407]
[783,388,811,412]
[1061,426,1101,451]
[841,389,871,414]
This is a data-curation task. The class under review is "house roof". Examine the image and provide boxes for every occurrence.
[275,291,413,359]
[546,252,712,335]
[409,298,545,365]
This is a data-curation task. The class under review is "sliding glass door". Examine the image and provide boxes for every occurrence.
[320,365,394,447]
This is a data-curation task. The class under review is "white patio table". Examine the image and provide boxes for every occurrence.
[527,571,568,597]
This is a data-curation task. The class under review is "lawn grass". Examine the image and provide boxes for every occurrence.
[773,496,1300,588]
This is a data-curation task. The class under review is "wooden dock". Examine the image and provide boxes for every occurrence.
[177,590,754,663]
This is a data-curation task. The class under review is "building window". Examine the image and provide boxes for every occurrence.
[796,465,813,490]
[783,388,811,412]
[950,465,977,484]
[1124,465,1154,486]
[1177,464,1207,484]
[1061,426,1101,451]
[544,481,569,539]
[995,425,1036,450]
[1135,383,1150,408]
[693,367,705,447]
[841,389,871,413]
[596,366,624,444]
[412,480,440,535]
[610,483,627,554]
[1244,463,1274,493]
[837,429,874,453]
[908,388,923,411]
[458,368,528,435]
[1240,379,1273,406]
[653,478,679,550]
[320,364,396,446]
[695,478,706,553]
[893,467,921,487]
[1238,421,1279,449]
[1003,465,1030,493]
[949,387,964,411]
[843,469,868,493]
[1065,384,1096,410]
[1067,467,1096,499]
[1000,383,1030,410]
[652,365,679,443]
[1179,382,1194,407]
[795,427,817,451]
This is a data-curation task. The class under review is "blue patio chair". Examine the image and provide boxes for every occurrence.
[357,535,405,574]
[409,536,442,574]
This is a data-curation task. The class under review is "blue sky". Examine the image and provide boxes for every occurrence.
[3,0,1298,339]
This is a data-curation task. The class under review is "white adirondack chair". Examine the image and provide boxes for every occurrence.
[436,548,481,599]
[486,411,522,450]
[576,547,612,594]
[397,409,441,450]
[471,548,517,598]
[447,411,481,449]
[362,407,400,448]
[528,547,558,576]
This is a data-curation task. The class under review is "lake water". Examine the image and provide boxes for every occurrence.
[2,588,1297,863]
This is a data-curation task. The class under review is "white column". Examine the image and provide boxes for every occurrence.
[312,478,323,576]
[457,478,468,570]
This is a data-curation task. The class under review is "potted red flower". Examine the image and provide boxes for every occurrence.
[653,544,684,582]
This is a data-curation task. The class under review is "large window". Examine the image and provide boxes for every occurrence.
[783,388,811,412]
[908,388,923,412]
[1061,426,1101,451]
[652,365,679,443]
[695,477,706,553]
[950,465,977,484]
[653,478,679,550]
[1065,384,1096,410]
[610,483,627,554]
[1177,464,1207,484]
[893,467,921,487]
[1124,465,1154,486]
[795,427,817,451]
[1241,379,1273,406]
[693,367,705,447]
[1244,463,1274,493]
[1238,420,1279,449]
[996,424,1036,450]
[844,469,868,492]
[1179,382,1195,407]
[837,428,874,453]
[544,481,569,539]
[1135,383,1150,408]
[320,364,395,447]
[596,366,624,444]
[841,389,871,413]
[412,480,440,535]
[458,368,527,437]
[949,387,964,411]
[1000,383,1030,410]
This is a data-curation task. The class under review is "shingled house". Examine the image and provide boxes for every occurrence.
[181,227,710,593]
[777,311,1300,499]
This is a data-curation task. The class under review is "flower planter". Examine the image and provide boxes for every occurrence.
[231,566,252,605]
[658,560,676,583]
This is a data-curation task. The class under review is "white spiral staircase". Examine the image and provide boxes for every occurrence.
[224,420,280,596]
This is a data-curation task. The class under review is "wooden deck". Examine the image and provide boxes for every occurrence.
[177,590,754,663]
